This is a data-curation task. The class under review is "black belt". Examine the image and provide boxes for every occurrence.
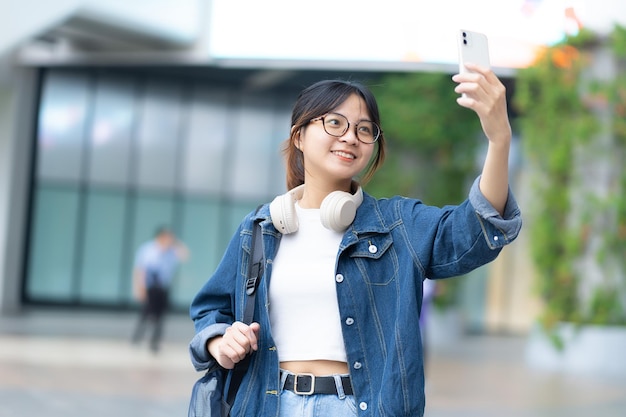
[282,373,353,396]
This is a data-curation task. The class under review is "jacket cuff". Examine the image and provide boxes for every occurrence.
[469,176,522,249]
[188,323,230,371]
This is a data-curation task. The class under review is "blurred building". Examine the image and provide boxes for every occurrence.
[2,0,621,333]
[0,1,390,314]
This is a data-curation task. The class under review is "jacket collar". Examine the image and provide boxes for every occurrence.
[348,191,391,235]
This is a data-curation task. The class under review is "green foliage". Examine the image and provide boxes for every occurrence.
[514,25,626,348]
[367,71,486,308]
[588,287,625,325]
[588,26,626,327]
[610,25,626,57]
[604,26,626,277]
[369,72,482,206]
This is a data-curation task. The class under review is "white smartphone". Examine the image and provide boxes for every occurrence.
[457,29,490,73]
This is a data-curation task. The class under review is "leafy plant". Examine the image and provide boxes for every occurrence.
[514,25,626,348]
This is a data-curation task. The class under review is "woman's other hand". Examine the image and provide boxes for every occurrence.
[207,321,261,369]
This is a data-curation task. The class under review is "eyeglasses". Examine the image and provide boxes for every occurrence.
[309,113,381,144]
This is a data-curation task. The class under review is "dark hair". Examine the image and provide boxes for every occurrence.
[154,225,173,238]
[282,79,386,190]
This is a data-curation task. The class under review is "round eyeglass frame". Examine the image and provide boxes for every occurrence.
[309,113,381,144]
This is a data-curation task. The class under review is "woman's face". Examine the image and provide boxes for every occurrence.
[298,93,375,188]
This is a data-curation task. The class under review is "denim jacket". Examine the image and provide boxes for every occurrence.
[189,176,522,417]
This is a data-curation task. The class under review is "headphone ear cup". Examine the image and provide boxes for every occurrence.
[320,189,361,232]
[269,184,305,234]
[270,194,298,234]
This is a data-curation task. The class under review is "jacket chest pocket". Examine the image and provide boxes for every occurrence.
[348,235,398,285]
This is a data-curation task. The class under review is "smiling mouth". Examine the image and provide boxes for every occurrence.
[332,150,356,160]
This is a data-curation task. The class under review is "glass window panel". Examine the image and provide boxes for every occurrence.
[228,94,280,199]
[182,88,230,194]
[121,194,175,303]
[26,186,80,301]
[37,71,89,182]
[78,191,128,303]
[227,201,259,236]
[169,197,222,309]
[88,76,135,186]
[26,69,307,312]
[268,100,292,196]
[135,80,183,190]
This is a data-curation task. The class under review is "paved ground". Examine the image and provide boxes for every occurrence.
[1,309,625,416]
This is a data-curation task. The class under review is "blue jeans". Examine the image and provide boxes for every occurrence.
[278,372,357,417]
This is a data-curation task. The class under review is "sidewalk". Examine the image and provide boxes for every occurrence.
[1,309,625,417]
[0,309,197,417]
[424,333,626,417]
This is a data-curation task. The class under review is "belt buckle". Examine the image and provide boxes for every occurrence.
[293,373,315,395]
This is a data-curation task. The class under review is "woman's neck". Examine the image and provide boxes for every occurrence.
[298,180,353,208]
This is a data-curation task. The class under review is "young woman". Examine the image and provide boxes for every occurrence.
[189,64,522,416]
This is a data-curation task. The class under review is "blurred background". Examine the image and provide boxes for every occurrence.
[1,0,626,416]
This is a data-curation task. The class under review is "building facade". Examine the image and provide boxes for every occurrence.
[2,0,541,332]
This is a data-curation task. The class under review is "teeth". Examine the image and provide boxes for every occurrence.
[333,151,355,159]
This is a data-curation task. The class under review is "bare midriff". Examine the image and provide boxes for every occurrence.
[280,360,349,376]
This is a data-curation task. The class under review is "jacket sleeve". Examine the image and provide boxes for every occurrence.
[402,175,522,279]
[468,175,522,249]
[188,223,243,371]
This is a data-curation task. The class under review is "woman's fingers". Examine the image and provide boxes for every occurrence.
[207,321,262,369]
[221,321,261,363]
[452,64,511,142]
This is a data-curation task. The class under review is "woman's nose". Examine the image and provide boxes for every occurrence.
[340,125,359,145]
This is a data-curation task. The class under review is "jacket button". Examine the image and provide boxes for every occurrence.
[345,317,354,325]
[359,402,368,411]
[335,274,344,283]
[494,236,499,241]
[353,362,362,370]
[368,244,377,254]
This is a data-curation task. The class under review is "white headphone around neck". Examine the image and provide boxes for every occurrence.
[269,184,363,234]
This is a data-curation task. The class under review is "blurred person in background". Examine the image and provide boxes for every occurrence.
[188,64,521,416]
[132,226,189,353]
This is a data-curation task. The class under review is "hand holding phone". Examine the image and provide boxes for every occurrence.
[457,29,490,74]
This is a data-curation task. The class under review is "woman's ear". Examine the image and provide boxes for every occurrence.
[291,125,301,150]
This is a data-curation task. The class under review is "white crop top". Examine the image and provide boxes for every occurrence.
[269,202,347,363]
